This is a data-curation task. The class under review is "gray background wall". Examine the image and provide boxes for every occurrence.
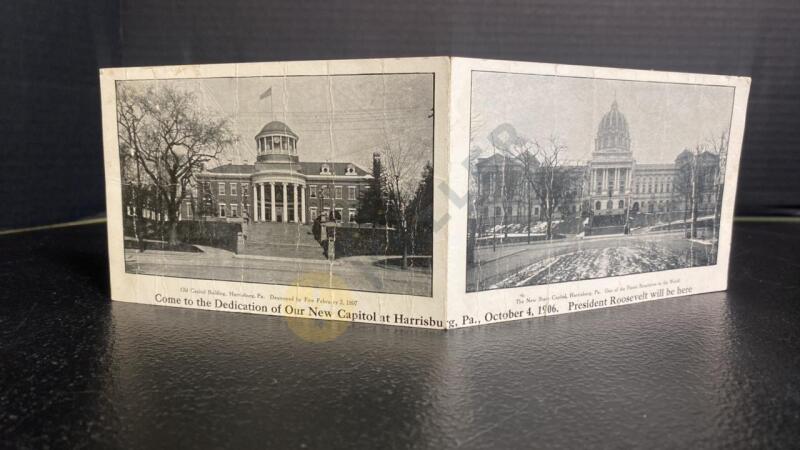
[2,0,798,229]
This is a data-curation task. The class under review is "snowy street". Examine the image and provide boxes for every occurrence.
[468,233,716,291]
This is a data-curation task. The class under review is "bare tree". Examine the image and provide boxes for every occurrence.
[705,130,728,252]
[116,84,237,246]
[506,137,539,243]
[382,136,428,268]
[530,136,580,240]
[673,143,721,239]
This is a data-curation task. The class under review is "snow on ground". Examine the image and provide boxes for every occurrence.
[490,239,713,288]
[477,232,546,240]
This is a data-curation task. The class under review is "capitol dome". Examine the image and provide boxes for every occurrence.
[255,120,299,163]
[595,101,631,153]
[257,120,298,139]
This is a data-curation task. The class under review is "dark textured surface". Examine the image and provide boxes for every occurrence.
[3,0,800,230]
[1,221,799,448]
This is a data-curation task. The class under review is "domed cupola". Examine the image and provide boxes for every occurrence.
[595,101,631,153]
[255,120,299,163]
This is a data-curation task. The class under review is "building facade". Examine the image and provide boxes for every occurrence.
[182,121,373,224]
[472,101,722,231]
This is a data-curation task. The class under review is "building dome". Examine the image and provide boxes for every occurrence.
[255,120,299,163]
[595,101,631,153]
[257,120,298,139]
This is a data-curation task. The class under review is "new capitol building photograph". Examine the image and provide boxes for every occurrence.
[116,73,434,296]
[467,71,734,292]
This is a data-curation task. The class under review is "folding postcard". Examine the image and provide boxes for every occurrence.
[99,57,750,329]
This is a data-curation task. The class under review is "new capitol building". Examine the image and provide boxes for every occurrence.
[473,101,722,233]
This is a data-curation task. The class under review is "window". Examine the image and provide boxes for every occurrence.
[606,200,613,209]
[334,208,343,221]
[346,165,356,175]
[618,200,625,209]
[186,202,193,219]
[309,185,317,198]
[230,182,237,196]
[323,207,331,221]
[348,186,356,200]
[349,209,357,223]
[192,185,198,198]
[335,186,343,199]
[218,182,226,196]
[534,206,540,216]
[321,164,330,174]
[230,204,239,217]
[595,201,601,210]
[494,206,502,217]
[241,183,248,196]
[219,203,227,217]
[309,207,318,221]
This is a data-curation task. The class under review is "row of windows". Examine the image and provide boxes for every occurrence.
[206,182,361,200]
[257,135,297,154]
[308,185,358,201]
[215,182,249,197]
[594,200,626,210]
[308,207,358,223]
[634,182,671,194]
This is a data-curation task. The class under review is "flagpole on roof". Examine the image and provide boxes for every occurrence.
[260,87,274,121]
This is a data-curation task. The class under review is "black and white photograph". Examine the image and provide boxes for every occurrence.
[467,71,735,292]
[116,73,435,297]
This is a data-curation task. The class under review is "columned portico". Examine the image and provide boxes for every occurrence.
[300,186,306,223]
[260,183,266,223]
[269,182,276,222]
[253,183,259,222]
[292,184,299,222]
[282,182,288,222]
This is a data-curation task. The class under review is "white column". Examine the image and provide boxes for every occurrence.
[253,183,258,222]
[270,182,276,222]
[282,182,289,222]
[614,169,619,195]
[260,183,266,223]
[602,169,607,194]
[293,184,299,222]
[628,169,632,193]
[300,185,306,223]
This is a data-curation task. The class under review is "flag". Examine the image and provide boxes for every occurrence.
[260,87,272,99]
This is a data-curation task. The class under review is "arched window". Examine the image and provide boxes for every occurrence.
[606,200,613,209]
[618,200,625,209]
[595,201,601,211]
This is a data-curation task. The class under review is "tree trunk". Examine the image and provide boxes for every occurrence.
[168,221,179,247]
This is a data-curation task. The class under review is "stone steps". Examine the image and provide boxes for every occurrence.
[243,223,326,260]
